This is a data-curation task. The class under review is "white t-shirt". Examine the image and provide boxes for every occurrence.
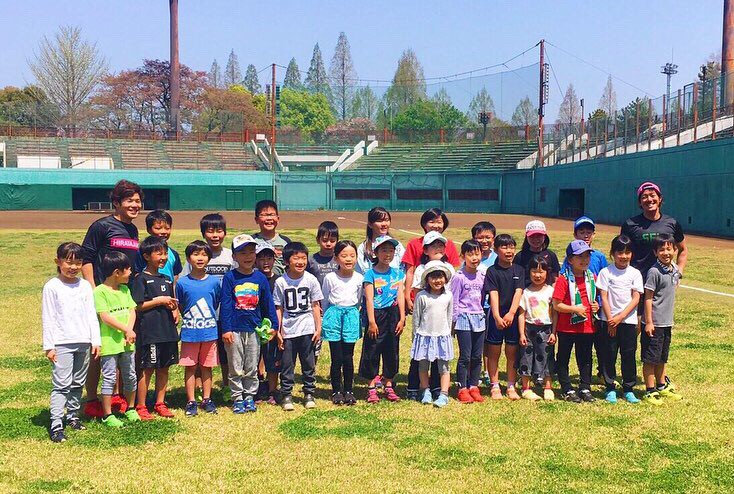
[42,277,101,351]
[519,285,555,326]
[273,272,324,339]
[181,247,238,283]
[321,271,364,311]
[596,264,644,325]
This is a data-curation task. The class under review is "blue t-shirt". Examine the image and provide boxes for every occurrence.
[363,266,405,309]
[220,269,278,333]
[135,246,183,282]
[176,274,221,343]
[480,250,498,271]
[561,249,608,276]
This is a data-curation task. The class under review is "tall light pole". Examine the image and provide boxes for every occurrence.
[169,0,180,135]
[661,62,678,108]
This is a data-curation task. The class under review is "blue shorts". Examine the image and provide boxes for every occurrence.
[486,316,520,345]
[322,305,361,343]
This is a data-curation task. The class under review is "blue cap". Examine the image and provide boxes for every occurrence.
[566,239,592,257]
[574,216,595,231]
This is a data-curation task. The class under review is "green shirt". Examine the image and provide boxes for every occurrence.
[93,284,136,356]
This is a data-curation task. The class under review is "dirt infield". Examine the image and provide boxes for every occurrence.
[0,210,729,247]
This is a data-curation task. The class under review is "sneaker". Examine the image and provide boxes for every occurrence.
[658,385,682,401]
[232,400,246,414]
[343,391,357,406]
[623,391,640,404]
[304,394,316,409]
[111,394,128,414]
[480,371,491,387]
[457,388,474,404]
[374,375,384,389]
[433,393,449,408]
[406,389,420,402]
[281,394,295,411]
[507,387,521,401]
[66,418,86,431]
[331,392,345,405]
[135,405,155,421]
[185,400,199,416]
[643,391,664,405]
[521,389,541,401]
[605,390,618,404]
[543,389,555,401]
[124,409,141,422]
[562,390,582,403]
[468,386,484,403]
[49,427,66,442]
[154,402,175,418]
[490,386,504,400]
[579,390,596,402]
[366,388,380,404]
[421,388,433,405]
[102,414,124,428]
[83,399,104,418]
[384,386,400,402]
[243,397,257,412]
[201,398,218,414]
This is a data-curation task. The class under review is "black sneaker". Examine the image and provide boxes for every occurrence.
[579,389,596,402]
[67,418,86,431]
[200,398,217,414]
[304,393,316,409]
[562,390,582,403]
[343,391,357,406]
[281,394,295,411]
[331,392,344,405]
[50,427,66,443]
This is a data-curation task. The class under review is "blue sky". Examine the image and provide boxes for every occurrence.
[0,0,723,119]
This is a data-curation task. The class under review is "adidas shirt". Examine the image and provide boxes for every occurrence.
[176,274,221,343]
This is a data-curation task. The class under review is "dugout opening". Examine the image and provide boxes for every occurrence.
[558,188,584,219]
[72,188,170,211]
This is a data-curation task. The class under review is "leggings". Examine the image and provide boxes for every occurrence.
[455,330,485,388]
[329,341,355,393]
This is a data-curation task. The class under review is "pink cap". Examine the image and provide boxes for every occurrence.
[637,181,661,198]
[525,220,547,237]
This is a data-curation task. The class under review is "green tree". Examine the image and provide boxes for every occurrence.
[209,59,222,88]
[352,86,379,121]
[243,64,261,95]
[329,32,357,120]
[283,58,302,90]
[392,99,468,140]
[510,96,538,126]
[224,50,242,86]
[305,43,330,96]
[0,85,57,126]
[280,88,335,142]
[385,49,426,111]
[467,88,496,125]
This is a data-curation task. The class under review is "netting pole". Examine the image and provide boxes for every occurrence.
[169,0,180,135]
[635,100,640,152]
[661,94,666,149]
[677,88,682,146]
[712,79,718,139]
[647,99,652,150]
[693,82,699,142]
[603,115,608,157]
[537,39,545,167]
[271,64,277,151]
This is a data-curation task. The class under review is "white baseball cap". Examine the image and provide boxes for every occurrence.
[423,231,447,246]
[232,234,258,253]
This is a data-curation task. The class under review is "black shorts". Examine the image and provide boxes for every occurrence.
[261,339,283,374]
[641,326,672,364]
[136,341,178,369]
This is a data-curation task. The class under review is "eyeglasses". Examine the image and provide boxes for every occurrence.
[258,214,278,219]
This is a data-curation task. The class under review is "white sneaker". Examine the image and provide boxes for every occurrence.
[522,389,541,401]
[543,389,555,401]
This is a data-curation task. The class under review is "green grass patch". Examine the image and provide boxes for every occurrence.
[279,407,396,440]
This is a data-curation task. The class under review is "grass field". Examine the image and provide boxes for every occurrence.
[1,225,733,494]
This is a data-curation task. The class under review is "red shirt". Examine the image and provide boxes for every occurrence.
[552,274,595,334]
[402,236,461,268]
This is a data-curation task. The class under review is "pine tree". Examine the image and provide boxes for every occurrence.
[598,75,617,117]
[305,43,330,96]
[329,32,357,120]
[385,49,426,111]
[467,88,495,124]
[511,96,538,126]
[209,59,222,88]
[224,50,242,87]
[284,58,302,89]
[244,64,261,95]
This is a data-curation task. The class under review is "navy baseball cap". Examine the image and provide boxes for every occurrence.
[566,239,592,257]
[573,216,595,231]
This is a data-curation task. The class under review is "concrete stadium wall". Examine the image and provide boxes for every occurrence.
[0,169,273,211]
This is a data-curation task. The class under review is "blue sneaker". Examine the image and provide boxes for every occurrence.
[243,397,257,413]
[624,391,640,404]
[185,400,198,416]
[605,390,617,404]
[433,393,449,408]
[421,388,433,405]
[200,398,217,414]
[232,399,246,414]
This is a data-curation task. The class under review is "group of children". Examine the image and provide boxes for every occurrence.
[43,199,683,442]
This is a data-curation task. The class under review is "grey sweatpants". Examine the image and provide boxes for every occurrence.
[100,351,137,395]
[50,343,90,430]
[225,332,260,401]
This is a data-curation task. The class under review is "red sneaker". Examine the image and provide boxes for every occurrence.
[111,394,128,414]
[135,405,155,421]
[384,386,401,402]
[154,402,175,418]
[83,399,104,418]
[457,388,474,403]
[468,386,485,403]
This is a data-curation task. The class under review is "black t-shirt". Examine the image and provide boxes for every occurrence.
[621,213,684,277]
[82,215,139,284]
[131,271,178,345]
[513,248,560,286]
[266,273,279,294]
[483,263,525,313]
